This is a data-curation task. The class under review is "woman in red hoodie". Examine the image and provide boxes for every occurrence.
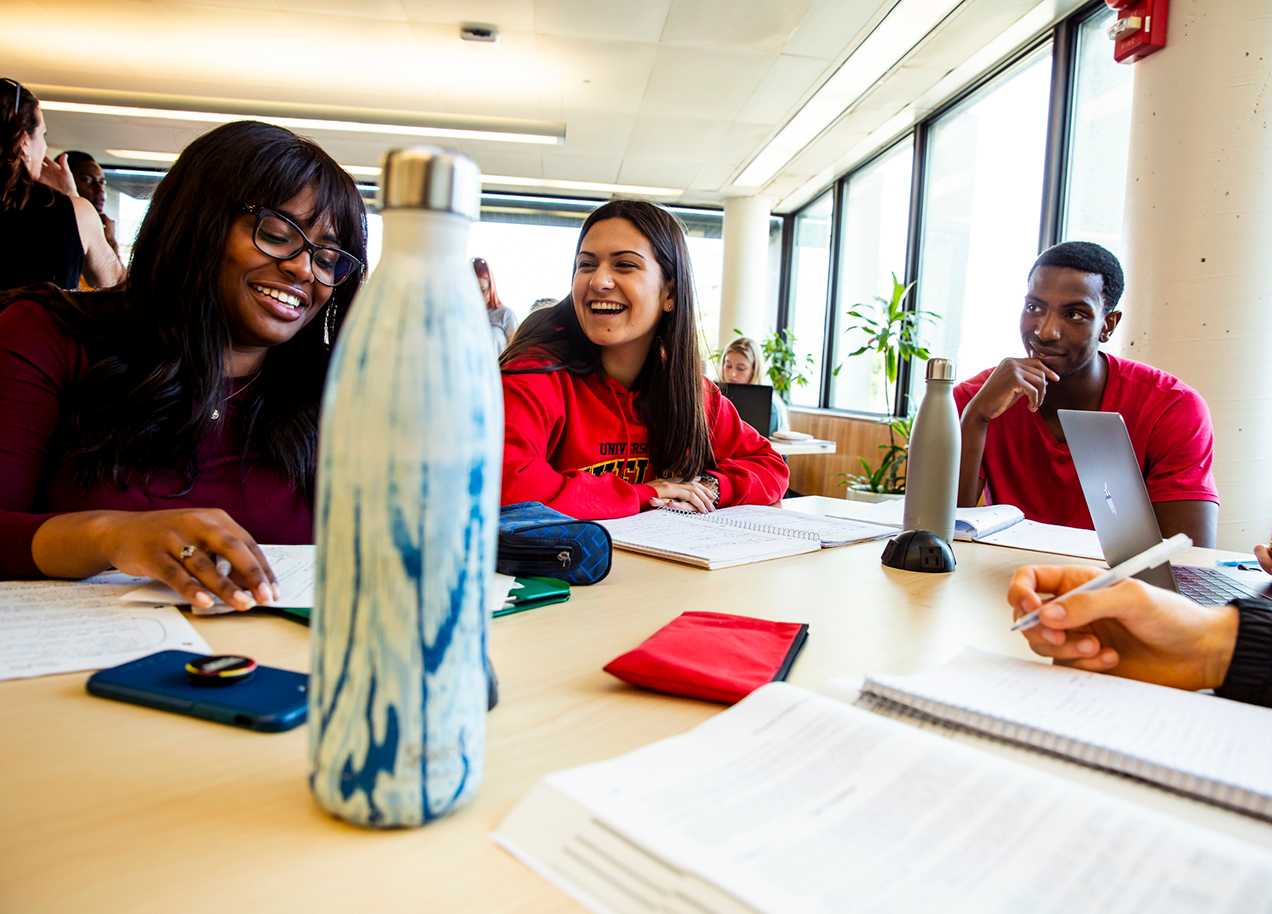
[499,200,788,519]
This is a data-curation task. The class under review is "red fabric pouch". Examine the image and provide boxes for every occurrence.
[603,611,809,704]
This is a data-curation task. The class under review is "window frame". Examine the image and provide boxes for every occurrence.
[775,0,1109,416]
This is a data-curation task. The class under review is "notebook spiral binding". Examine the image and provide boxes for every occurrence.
[856,684,1270,822]
[656,507,821,542]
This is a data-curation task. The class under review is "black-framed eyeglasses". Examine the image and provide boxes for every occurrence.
[241,204,363,288]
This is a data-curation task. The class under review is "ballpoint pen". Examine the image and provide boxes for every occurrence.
[1010,533,1193,632]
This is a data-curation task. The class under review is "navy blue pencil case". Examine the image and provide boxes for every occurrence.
[497,502,612,585]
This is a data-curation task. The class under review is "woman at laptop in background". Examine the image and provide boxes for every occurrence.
[473,256,518,354]
[1007,541,1272,707]
[0,120,367,610]
[719,337,788,436]
[500,200,788,518]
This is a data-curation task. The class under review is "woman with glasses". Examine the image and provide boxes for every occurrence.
[0,120,367,612]
[499,200,788,518]
[0,78,123,291]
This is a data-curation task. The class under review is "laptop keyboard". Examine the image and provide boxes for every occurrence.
[1173,566,1258,605]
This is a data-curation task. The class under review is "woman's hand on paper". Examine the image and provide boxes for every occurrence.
[102,509,279,611]
[648,478,715,514]
[1007,564,1238,691]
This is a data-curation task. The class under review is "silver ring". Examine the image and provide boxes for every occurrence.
[178,544,198,560]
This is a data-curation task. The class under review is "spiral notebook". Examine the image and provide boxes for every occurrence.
[853,649,1272,820]
[599,505,893,570]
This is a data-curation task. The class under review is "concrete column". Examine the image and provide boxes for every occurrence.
[1118,0,1272,551]
[718,195,774,349]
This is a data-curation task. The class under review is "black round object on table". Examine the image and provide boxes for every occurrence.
[881,530,957,574]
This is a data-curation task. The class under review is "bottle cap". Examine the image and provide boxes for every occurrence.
[925,358,955,381]
[379,147,481,218]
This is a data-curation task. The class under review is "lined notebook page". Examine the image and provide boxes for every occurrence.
[707,505,894,546]
[858,649,1272,820]
[600,511,819,569]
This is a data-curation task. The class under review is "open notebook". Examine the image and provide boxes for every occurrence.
[495,682,1272,914]
[821,500,1104,560]
[849,648,1272,821]
[599,505,894,570]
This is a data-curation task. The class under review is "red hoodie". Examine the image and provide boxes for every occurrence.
[501,357,789,520]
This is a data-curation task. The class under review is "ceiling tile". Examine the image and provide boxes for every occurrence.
[660,0,810,52]
[538,36,658,115]
[399,0,534,30]
[624,116,730,159]
[559,110,637,156]
[540,152,622,182]
[783,0,889,60]
[533,0,671,43]
[639,46,773,121]
[737,53,832,125]
[617,157,700,188]
[277,0,407,19]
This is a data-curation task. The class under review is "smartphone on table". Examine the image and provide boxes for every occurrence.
[87,649,307,732]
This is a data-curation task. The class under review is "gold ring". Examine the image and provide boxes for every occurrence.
[178,544,198,560]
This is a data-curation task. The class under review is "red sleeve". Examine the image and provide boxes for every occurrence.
[703,383,789,507]
[0,299,79,578]
[1144,388,1220,505]
[500,368,656,520]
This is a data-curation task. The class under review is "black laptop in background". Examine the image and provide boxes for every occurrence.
[718,383,773,437]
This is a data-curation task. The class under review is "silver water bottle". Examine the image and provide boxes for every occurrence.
[902,358,961,544]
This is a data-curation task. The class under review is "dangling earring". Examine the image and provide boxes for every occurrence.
[323,303,337,348]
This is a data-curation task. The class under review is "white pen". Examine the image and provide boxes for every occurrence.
[1010,533,1193,632]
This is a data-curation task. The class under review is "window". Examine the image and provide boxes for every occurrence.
[1061,7,1134,266]
[830,137,914,414]
[914,45,1054,392]
[786,190,834,407]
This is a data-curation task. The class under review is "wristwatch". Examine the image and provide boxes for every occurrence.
[696,474,720,507]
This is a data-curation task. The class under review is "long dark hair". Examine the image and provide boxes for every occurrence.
[39,120,367,493]
[500,200,712,481]
[1,77,39,210]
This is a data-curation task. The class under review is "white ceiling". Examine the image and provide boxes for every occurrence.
[4,0,1086,211]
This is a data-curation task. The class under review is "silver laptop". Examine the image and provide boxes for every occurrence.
[1059,410,1268,605]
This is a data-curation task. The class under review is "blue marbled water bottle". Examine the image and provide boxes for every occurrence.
[309,148,500,827]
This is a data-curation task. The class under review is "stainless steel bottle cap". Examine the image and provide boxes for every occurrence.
[379,147,481,218]
[926,358,955,381]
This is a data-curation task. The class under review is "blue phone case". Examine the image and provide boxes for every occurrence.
[86,650,308,732]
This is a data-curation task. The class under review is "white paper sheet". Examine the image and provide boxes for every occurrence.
[121,544,314,613]
[600,511,819,569]
[0,575,210,681]
[976,518,1104,560]
[495,683,1272,914]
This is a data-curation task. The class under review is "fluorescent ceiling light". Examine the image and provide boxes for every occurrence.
[103,150,681,198]
[105,148,178,163]
[481,174,682,198]
[734,0,963,189]
[43,100,562,145]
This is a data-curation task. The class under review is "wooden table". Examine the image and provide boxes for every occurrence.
[3,496,1269,913]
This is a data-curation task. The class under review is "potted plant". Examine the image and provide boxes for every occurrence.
[760,327,815,402]
[837,273,938,502]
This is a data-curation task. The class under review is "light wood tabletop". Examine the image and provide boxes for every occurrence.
[3,496,1269,914]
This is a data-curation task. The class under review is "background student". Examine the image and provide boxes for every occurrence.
[719,336,788,435]
[0,78,122,292]
[955,241,1218,545]
[1008,545,1272,707]
[0,120,367,611]
[472,256,518,354]
[500,200,788,519]
[65,150,120,261]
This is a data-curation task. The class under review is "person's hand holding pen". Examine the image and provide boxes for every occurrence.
[1007,564,1238,691]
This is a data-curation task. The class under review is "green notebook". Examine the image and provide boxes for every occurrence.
[496,576,570,618]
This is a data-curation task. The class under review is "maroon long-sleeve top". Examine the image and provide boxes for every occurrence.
[0,298,313,578]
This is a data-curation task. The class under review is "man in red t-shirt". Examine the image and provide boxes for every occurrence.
[953,241,1219,545]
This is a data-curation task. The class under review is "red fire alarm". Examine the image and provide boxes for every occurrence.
[1105,0,1168,63]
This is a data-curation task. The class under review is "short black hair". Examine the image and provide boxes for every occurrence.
[1029,241,1124,312]
[63,150,97,170]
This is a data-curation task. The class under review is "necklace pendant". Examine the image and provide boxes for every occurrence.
[210,408,220,421]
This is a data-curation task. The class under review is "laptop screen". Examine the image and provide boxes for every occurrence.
[719,383,773,436]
